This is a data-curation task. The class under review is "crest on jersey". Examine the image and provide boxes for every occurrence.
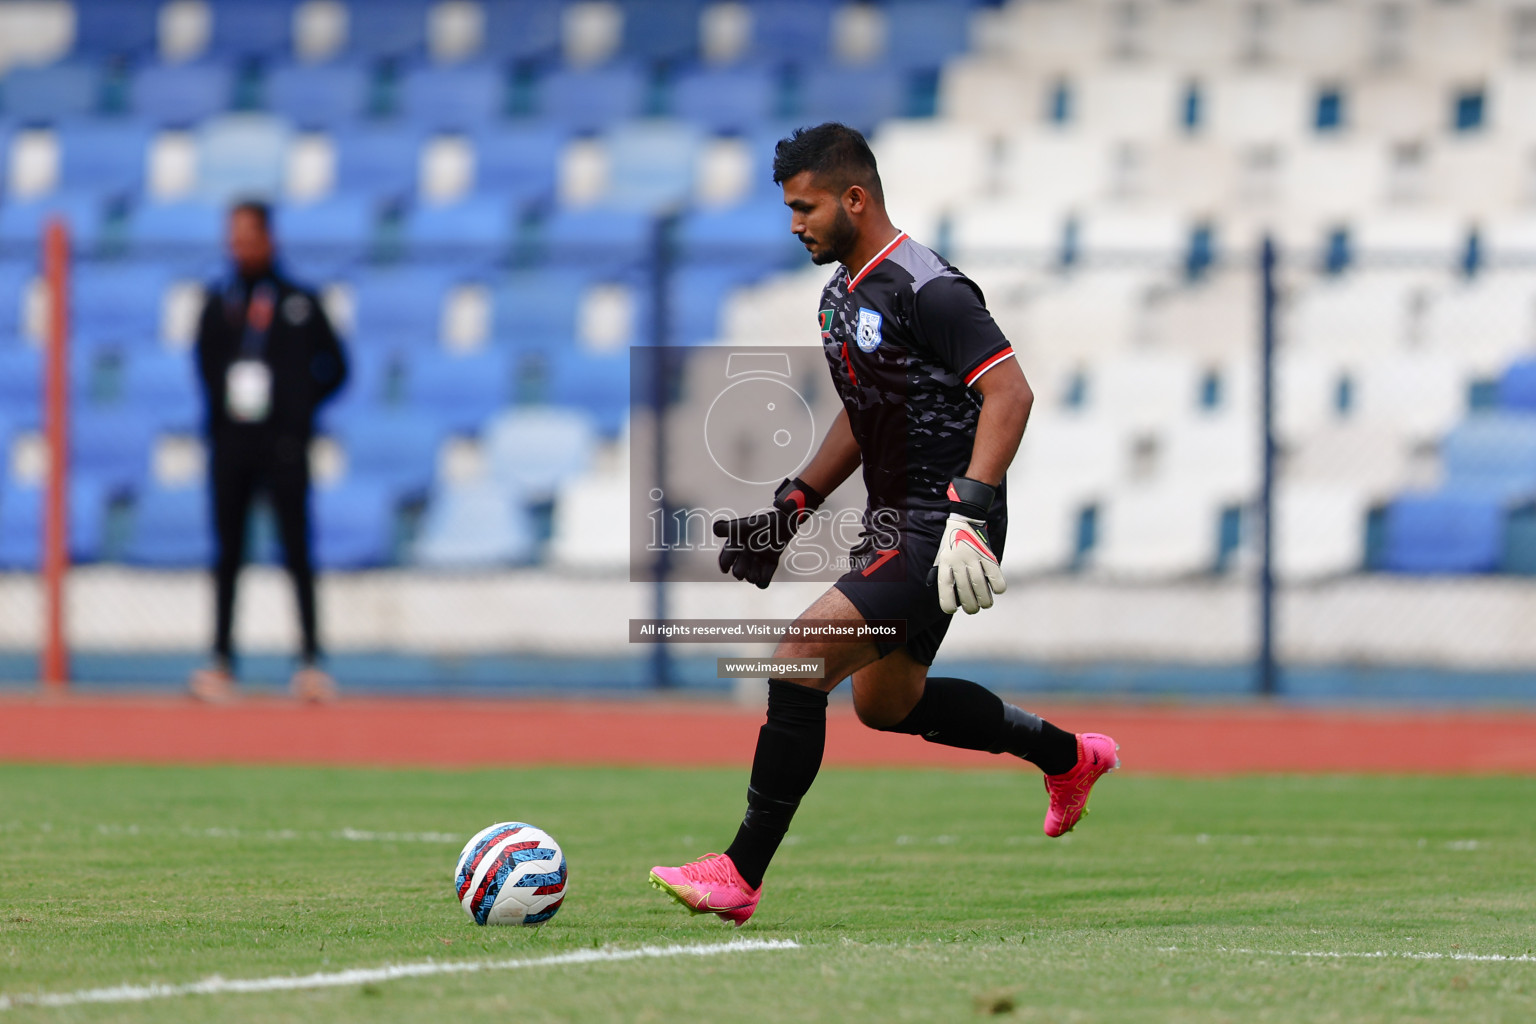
[819,309,834,340]
[855,307,883,352]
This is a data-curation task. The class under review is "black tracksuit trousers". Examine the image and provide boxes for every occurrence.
[210,428,318,665]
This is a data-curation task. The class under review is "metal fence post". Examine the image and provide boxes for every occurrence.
[42,219,71,691]
[1258,236,1279,697]
[650,214,675,689]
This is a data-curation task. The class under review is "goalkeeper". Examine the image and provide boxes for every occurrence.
[651,124,1119,925]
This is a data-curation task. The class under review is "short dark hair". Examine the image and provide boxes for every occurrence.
[229,199,272,233]
[772,122,883,204]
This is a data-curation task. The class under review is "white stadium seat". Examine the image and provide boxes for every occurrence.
[1271,1,1373,75]
[1285,275,1427,356]
[1093,484,1229,578]
[1160,414,1260,500]
[1352,353,1469,444]
[1144,275,1257,360]
[950,198,1065,268]
[1205,73,1311,147]
[1488,71,1536,144]
[1017,269,1154,360]
[997,130,1114,212]
[1087,351,1203,431]
[996,0,1110,71]
[1275,483,1371,580]
[872,120,992,236]
[1074,68,1182,142]
[1421,269,1536,375]
[1281,139,1390,223]
[1284,425,1415,500]
[1352,75,1443,141]
[938,57,1037,132]
[550,469,631,572]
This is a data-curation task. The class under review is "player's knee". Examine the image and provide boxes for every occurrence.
[854,692,911,731]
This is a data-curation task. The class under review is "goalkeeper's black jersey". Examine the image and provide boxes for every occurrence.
[818,233,1016,528]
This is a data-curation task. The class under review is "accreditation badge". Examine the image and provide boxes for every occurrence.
[226,359,272,422]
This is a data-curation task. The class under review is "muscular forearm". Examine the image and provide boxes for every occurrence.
[797,408,862,497]
[963,360,1033,487]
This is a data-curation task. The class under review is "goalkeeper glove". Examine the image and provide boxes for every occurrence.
[928,476,1007,615]
[713,477,824,589]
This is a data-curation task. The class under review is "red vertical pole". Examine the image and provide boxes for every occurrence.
[41,219,70,691]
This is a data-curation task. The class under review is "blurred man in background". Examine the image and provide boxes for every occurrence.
[189,200,348,703]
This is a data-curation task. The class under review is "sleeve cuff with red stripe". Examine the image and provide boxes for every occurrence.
[963,347,1016,386]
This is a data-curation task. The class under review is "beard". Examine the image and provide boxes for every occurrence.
[803,205,858,266]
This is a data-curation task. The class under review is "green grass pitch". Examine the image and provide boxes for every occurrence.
[1,764,1533,1023]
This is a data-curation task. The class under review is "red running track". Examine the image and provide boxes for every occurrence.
[2,697,1535,773]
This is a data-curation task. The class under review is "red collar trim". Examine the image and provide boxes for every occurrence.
[847,232,908,292]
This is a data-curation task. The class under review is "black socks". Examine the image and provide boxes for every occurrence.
[881,676,1080,776]
[724,681,828,890]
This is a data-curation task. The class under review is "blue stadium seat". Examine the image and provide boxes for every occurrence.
[482,0,564,63]
[537,64,647,133]
[484,406,597,500]
[545,348,628,436]
[885,0,972,72]
[413,480,535,567]
[1503,503,1536,574]
[540,206,654,273]
[669,65,780,133]
[751,2,834,66]
[798,66,907,133]
[620,0,703,63]
[122,483,212,567]
[0,261,33,345]
[126,202,223,273]
[129,63,237,126]
[57,118,155,197]
[1382,491,1505,574]
[667,264,759,345]
[196,114,291,203]
[73,0,160,59]
[604,120,703,212]
[676,200,800,273]
[120,350,202,433]
[351,266,454,348]
[273,196,376,277]
[333,124,423,200]
[73,408,156,494]
[264,62,371,129]
[471,122,565,206]
[0,63,101,120]
[400,348,513,434]
[400,195,518,266]
[491,268,591,347]
[0,349,42,429]
[1440,413,1536,502]
[336,409,445,497]
[0,193,106,253]
[316,346,391,433]
[314,479,397,568]
[0,477,108,568]
[1498,358,1536,413]
[398,64,506,131]
[73,263,170,348]
[208,0,298,60]
[346,0,430,61]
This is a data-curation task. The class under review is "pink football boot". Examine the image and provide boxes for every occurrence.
[649,853,761,926]
[1043,733,1120,837]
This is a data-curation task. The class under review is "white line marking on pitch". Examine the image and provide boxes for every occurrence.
[1161,946,1536,963]
[0,939,801,1010]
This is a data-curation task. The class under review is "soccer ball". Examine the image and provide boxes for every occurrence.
[454,822,567,926]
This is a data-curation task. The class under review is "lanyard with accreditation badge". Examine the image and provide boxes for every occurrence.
[225,280,277,423]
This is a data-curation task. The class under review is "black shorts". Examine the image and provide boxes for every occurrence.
[833,514,1007,667]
